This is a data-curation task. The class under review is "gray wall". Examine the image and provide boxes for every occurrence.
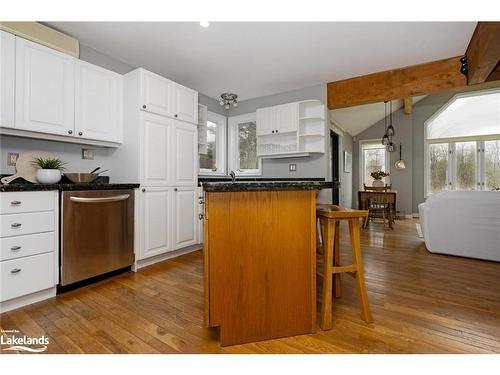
[227,84,329,179]
[199,93,227,116]
[352,108,413,216]
[79,44,135,74]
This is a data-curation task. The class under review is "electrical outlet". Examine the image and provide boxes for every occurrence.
[289,163,297,172]
[82,148,95,160]
[7,153,19,166]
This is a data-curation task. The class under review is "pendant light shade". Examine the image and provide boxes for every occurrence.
[382,134,390,146]
[386,100,395,136]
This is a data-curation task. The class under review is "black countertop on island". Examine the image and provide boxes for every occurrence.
[0,175,139,192]
[201,180,339,192]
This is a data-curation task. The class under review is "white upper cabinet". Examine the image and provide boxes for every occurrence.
[276,103,298,133]
[256,106,275,136]
[140,69,172,117]
[141,113,173,186]
[173,121,197,186]
[139,68,198,124]
[173,186,197,249]
[15,37,75,136]
[172,83,198,124]
[0,30,15,128]
[75,60,123,143]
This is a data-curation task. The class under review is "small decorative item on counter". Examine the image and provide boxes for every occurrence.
[370,170,390,187]
[32,157,66,184]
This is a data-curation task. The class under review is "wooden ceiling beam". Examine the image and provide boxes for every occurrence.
[327,56,466,110]
[466,22,500,85]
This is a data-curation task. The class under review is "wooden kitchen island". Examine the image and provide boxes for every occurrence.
[202,181,336,346]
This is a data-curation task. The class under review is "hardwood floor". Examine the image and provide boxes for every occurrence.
[2,219,500,354]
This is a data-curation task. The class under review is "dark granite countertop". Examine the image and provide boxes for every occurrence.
[0,175,139,192]
[201,180,339,192]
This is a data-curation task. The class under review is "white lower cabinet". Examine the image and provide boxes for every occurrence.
[0,191,59,312]
[140,187,173,259]
[173,186,197,249]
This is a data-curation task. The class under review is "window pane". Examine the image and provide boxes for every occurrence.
[238,121,258,170]
[429,143,449,194]
[363,146,386,186]
[427,90,500,139]
[485,140,500,190]
[199,120,217,170]
[455,142,476,190]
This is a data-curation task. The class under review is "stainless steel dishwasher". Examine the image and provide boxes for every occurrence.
[60,190,135,286]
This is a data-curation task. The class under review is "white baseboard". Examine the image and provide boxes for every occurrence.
[0,287,56,314]
[133,244,202,271]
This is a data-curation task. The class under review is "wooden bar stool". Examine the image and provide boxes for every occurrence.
[316,204,373,330]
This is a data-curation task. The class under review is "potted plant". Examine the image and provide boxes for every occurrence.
[370,170,390,187]
[32,157,66,184]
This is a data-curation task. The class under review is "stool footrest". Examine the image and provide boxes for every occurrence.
[330,264,358,274]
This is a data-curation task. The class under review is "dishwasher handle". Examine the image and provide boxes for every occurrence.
[70,194,130,203]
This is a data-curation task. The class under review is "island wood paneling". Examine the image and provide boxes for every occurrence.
[204,190,316,346]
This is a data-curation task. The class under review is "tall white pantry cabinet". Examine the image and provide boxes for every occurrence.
[111,68,199,264]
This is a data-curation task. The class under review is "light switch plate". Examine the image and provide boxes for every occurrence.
[82,148,95,160]
[7,153,19,166]
[289,163,297,172]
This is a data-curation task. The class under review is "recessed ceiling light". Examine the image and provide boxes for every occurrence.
[200,21,210,28]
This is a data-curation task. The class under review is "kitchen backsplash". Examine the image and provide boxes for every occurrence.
[0,135,112,175]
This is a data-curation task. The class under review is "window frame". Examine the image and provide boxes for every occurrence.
[358,139,390,188]
[198,111,227,176]
[228,112,262,176]
[423,88,500,196]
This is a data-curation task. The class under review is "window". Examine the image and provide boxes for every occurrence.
[425,89,500,195]
[360,140,389,187]
[199,111,226,175]
[228,113,261,175]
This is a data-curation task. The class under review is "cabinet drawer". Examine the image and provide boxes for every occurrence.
[0,212,55,237]
[0,191,55,214]
[0,252,55,302]
[0,232,55,261]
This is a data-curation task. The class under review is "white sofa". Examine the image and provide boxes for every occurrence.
[418,191,500,262]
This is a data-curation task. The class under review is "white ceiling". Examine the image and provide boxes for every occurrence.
[330,96,426,136]
[47,22,476,101]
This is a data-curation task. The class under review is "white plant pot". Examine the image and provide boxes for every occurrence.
[372,179,384,187]
[36,169,62,184]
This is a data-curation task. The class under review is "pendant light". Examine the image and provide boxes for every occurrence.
[395,142,406,169]
[386,100,395,137]
[381,101,390,146]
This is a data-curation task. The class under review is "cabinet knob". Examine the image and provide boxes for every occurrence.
[10,246,21,251]
[272,130,275,134]
[10,268,21,274]
[11,223,22,228]
[276,130,279,133]
[68,130,73,134]
[142,188,146,192]
[142,105,147,109]
[10,201,22,205]
[174,114,178,118]
[78,132,83,136]
[198,213,204,220]
[174,188,178,192]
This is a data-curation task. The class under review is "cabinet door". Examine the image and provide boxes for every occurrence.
[0,30,15,128]
[75,60,123,143]
[256,107,275,135]
[15,37,75,135]
[141,114,172,185]
[173,121,197,186]
[140,187,172,259]
[140,70,172,117]
[172,84,198,124]
[276,103,298,133]
[173,186,197,249]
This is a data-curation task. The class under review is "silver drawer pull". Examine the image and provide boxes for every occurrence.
[10,246,22,251]
[70,194,130,203]
[10,268,22,274]
[11,223,22,228]
[10,201,22,205]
